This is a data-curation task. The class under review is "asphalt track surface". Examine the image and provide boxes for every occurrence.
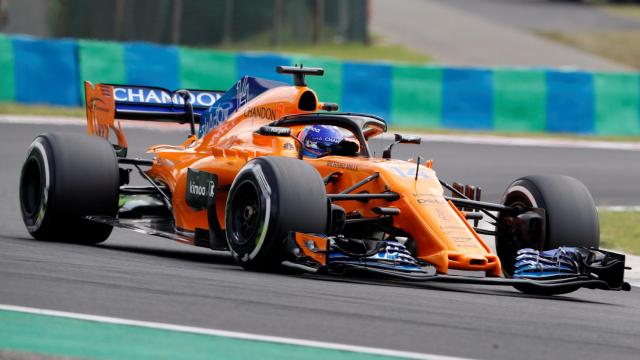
[370,0,629,69]
[433,0,640,31]
[1,123,639,360]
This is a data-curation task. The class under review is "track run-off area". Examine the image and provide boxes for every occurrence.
[1,117,639,360]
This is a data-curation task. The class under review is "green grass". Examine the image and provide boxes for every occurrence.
[537,30,640,69]
[0,102,85,118]
[212,32,432,64]
[219,42,432,64]
[599,211,640,255]
[601,4,640,22]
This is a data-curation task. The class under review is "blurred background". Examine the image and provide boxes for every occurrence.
[1,0,640,138]
[0,0,368,47]
[1,0,640,68]
[0,4,639,357]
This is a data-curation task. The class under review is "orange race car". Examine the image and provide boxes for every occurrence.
[19,66,629,295]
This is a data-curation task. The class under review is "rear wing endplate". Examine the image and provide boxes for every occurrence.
[84,81,223,153]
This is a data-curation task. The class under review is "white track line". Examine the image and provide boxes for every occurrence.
[385,133,640,151]
[0,304,472,360]
[2,115,640,150]
[0,115,186,132]
[598,206,640,212]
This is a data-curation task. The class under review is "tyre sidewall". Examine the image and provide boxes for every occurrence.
[225,157,328,270]
[19,133,119,243]
[225,161,280,266]
[20,138,56,238]
[498,175,600,277]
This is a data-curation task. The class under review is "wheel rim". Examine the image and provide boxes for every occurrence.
[21,157,43,217]
[229,180,262,246]
[498,191,537,276]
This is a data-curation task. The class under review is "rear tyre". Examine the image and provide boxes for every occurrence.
[497,175,599,295]
[225,156,328,271]
[19,133,119,244]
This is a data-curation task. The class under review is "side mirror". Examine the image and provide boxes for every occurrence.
[382,134,422,159]
[257,126,292,137]
[322,102,339,111]
[395,134,421,144]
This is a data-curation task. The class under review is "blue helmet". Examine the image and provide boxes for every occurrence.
[298,125,344,158]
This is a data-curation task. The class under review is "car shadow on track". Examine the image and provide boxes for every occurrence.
[3,234,619,305]
[96,244,237,266]
[299,273,615,305]
[4,234,237,266]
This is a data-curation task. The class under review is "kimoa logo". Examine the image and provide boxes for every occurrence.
[189,181,207,196]
[189,180,216,197]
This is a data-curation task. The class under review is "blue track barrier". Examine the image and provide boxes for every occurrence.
[442,67,493,130]
[1,34,638,136]
[13,37,80,106]
[341,62,392,122]
[124,42,180,90]
[546,70,595,134]
[237,53,293,83]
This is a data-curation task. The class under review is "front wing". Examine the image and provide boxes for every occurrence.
[285,232,631,294]
[85,215,631,295]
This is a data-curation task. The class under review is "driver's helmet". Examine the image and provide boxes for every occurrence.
[298,125,344,158]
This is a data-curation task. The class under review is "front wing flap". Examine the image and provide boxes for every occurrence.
[285,232,631,293]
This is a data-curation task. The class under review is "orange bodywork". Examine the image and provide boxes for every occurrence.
[84,82,127,149]
[294,233,329,266]
[84,80,502,276]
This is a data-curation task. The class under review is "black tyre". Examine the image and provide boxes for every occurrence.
[225,156,328,270]
[497,175,599,295]
[19,132,119,244]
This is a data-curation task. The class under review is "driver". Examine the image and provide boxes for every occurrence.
[298,125,345,158]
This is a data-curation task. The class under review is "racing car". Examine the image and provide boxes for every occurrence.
[19,66,629,295]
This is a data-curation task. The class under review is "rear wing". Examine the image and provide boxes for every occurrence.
[84,81,223,154]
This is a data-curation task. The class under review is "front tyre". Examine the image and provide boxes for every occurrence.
[497,175,599,295]
[225,157,328,271]
[19,133,119,244]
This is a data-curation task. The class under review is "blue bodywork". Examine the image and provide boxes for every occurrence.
[112,85,223,116]
[514,247,581,279]
[329,239,431,274]
[198,76,288,138]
